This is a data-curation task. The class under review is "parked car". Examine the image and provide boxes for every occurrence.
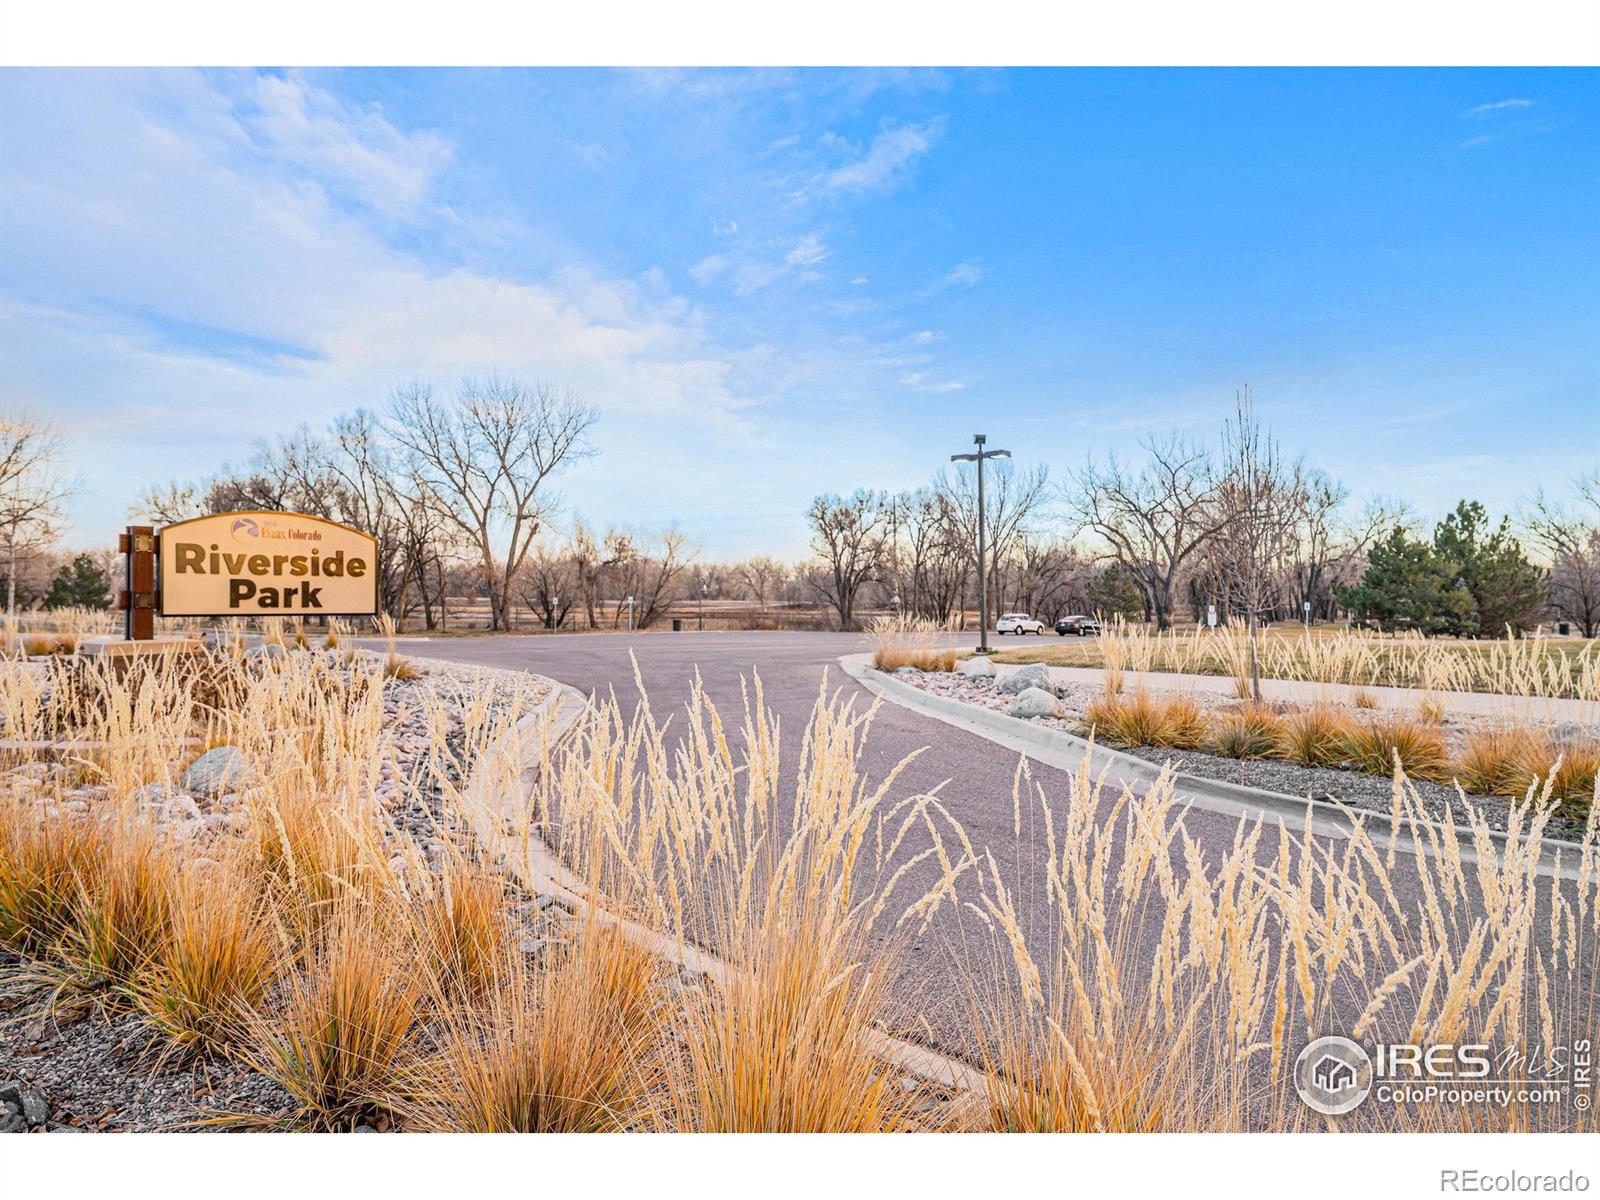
[1055,615,1102,636]
[996,612,1046,635]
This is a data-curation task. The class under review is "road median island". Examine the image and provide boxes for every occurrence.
[841,652,1582,878]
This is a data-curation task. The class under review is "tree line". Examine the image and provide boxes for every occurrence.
[805,391,1598,639]
[5,383,1596,642]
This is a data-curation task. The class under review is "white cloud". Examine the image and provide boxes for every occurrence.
[689,253,731,284]
[899,370,965,393]
[246,73,451,218]
[785,234,829,268]
[817,118,945,195]
[1466,98,1533,116]
[850,276,868,286]
[921,261,982,296]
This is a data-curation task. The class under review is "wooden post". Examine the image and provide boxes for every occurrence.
[118,525,156,641]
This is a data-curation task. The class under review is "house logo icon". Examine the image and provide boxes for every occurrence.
[1294,1036,1373,1116]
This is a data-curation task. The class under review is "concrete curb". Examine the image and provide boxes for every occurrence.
[458,673,989,1098]
[841,654,1583,880]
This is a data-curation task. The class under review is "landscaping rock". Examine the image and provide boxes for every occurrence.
[958,656,995,679]
[0,1113,24,1134]
[1008,687,1061,719]
[245,643,288,662]
[998,662,1053,695]
[179,746,253,799]
[131,784,202,833]
[18,1086,49,1127]
[893,666,923,676]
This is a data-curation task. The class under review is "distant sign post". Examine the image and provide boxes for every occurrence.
[1207,604,1217,629]
[158,511,380,619]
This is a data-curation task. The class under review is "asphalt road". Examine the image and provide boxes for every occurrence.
[378,629,1587,1095]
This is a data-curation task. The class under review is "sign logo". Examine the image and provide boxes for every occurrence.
[231,516,260,540]
[1295,1036,1373,1116]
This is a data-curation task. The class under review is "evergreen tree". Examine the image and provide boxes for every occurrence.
[44,553,112,609]
[1337,527,1472,635]
[1086,564,1145,620]
[1432,500,1546,636]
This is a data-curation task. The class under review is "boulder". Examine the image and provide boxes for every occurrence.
[245,643,289,662]
[180,746,254,799]
[958,656,995,680]
[998,662,1053,695]
[893,666,923,676]
[1008,687,1061,720]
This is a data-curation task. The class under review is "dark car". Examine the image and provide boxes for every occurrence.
[1054,615,1101,636]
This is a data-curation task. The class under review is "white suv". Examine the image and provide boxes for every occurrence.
[996,612,1046,635]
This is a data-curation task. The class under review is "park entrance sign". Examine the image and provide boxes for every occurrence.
[157,511,379,617]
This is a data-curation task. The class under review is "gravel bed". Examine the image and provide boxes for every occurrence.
[0,651,554,1133]
[890,667,1588,843]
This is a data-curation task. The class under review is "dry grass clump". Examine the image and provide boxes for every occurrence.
[1454,727,1537,797]
[968,751,1599,1133]
[134,859,280,1056]
[248,790,395,933]
[866,612,956,673]
[377,612,422,680]
[1083,691,1207,751]
[0,788,104,954]
[400,919,668,1132]
[529,668,969,1132]
[1208,704,1284,759]
[971,762,1266,1131]
[411,863,512,1001]
[1341,715,1451,782]
[1275,705,1355,767]
[243,903,422,1129]
[53,815,176,994]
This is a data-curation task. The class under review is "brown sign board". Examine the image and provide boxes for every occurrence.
[157,511,379,617]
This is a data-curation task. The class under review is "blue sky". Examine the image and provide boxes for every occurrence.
[2,67,1596,559]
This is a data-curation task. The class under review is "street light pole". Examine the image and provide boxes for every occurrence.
[951,433,1010,655]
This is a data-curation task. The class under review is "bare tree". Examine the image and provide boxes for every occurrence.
[605,526,696,628]
[388,378,597,631]
[0,411,75,635]
[518,540,577,629]
[132,480,204,526]
[733,555,788,609]
[806,490,889,630]
[1070,435,1221,630]
[1524,472,1600,636]
[1211,389,1310,701]
[936,460,1050,617]
[1286,470,1349,621]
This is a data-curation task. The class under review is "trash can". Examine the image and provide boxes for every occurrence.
[672,618,682,632]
